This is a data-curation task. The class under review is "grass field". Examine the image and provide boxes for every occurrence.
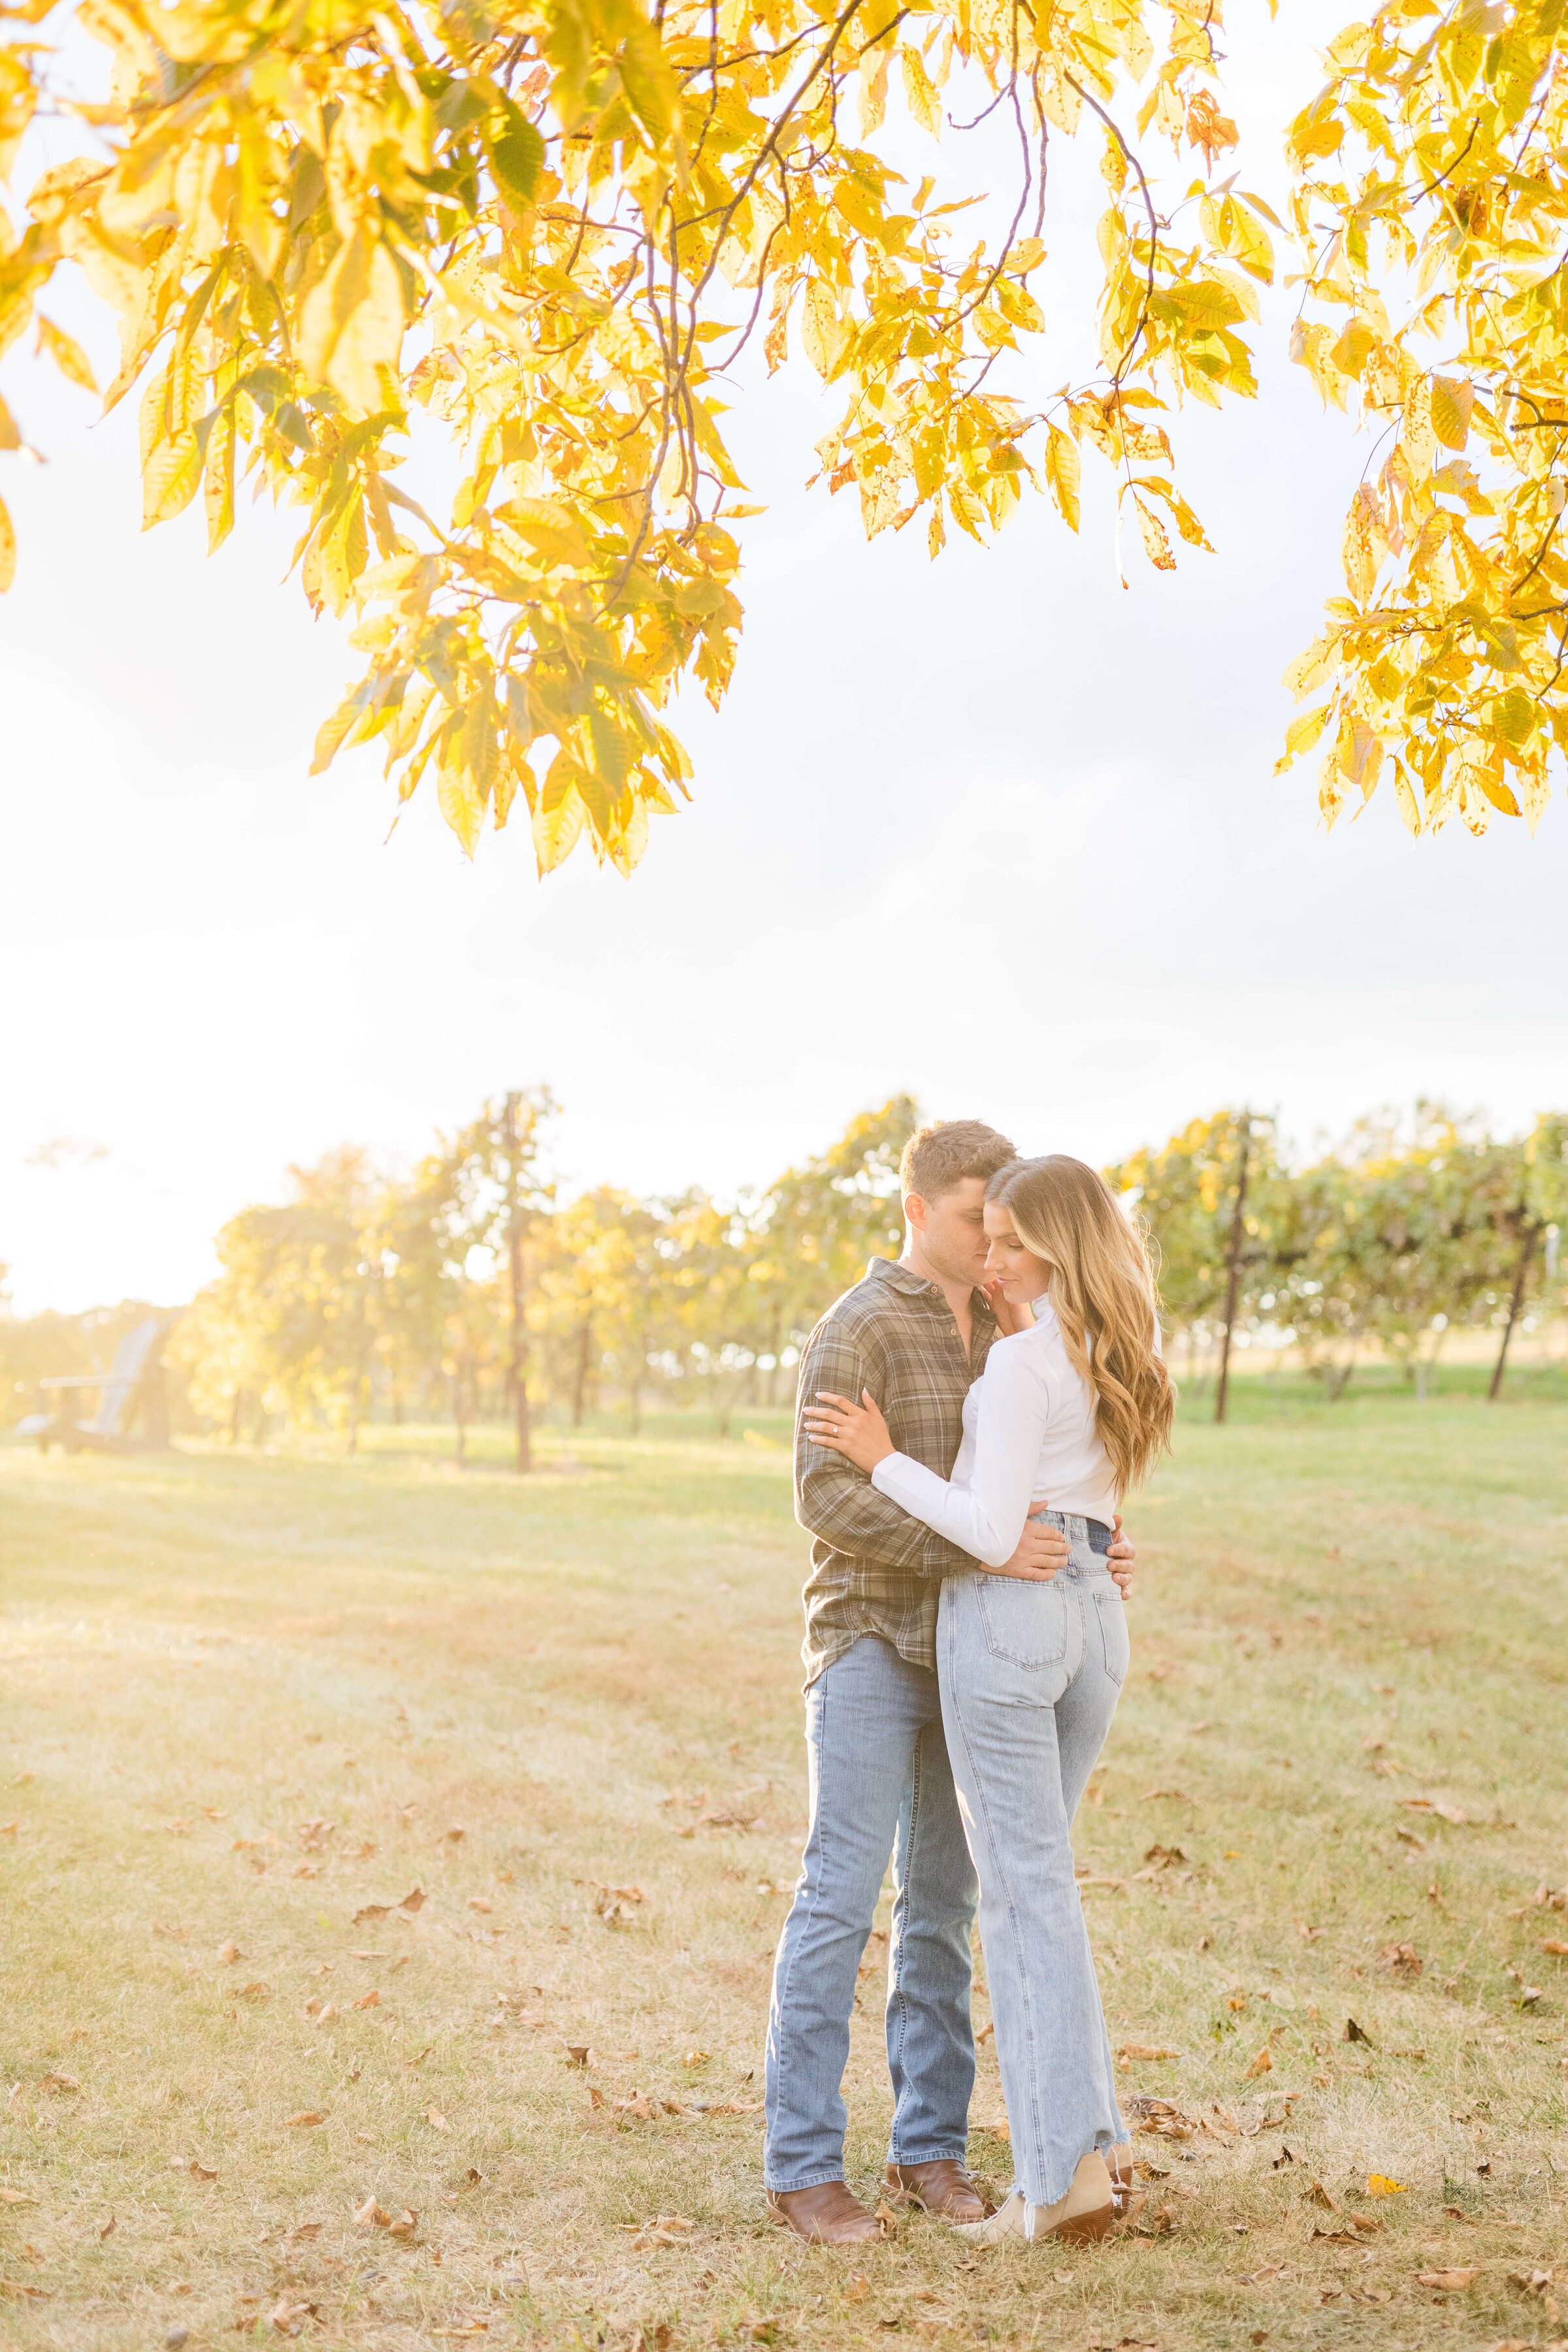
[2,1382,1567,2352]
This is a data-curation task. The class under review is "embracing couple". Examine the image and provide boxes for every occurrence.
[763,1119,1173,2249]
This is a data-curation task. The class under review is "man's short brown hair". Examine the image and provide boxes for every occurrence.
[898,1119,1018,1205]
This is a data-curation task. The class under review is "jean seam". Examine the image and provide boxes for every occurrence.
[764,2166,847,2194]
[888,1724,968,2165]
[885,1721,919,2155]
[766,1672,836,2187]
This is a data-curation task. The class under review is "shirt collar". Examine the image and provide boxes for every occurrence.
[864,1257,998,1328]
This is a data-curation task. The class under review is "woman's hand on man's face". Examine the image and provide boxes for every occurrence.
[800,1388,894,1472]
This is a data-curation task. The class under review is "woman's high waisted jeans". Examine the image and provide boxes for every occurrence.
[937,1511,1128,2210]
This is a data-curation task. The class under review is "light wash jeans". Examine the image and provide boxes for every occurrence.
[937,1512,1128,2210]
[763,1635,978,2192]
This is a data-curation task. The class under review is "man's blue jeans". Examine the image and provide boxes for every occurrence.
[763,1634,977,2192]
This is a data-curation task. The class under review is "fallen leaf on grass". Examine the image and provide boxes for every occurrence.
[1241,2048,1273,2080]
[1343,2017,1374,2045]
[1416,2268,1480,2289]
[0,2280,51,2301]
[1125,2097,1195,2140]
[351,1989,380,2010]
[1305,2181,1339,2212]
[266,2296,318,2336]
[283,2223,323,2246]
[353,1904,391,1925]
[564,2045,592,2068]
[629,2213,694,2250]
[400,1887,427,1912]
[427,2108,449,2132]
[217,1940,243,1966]
[1541,1938,1568,1956]
[1512,2269,1554,2295]
[586,1882,645,1929]
[0,2191,35,2207]
[387,2210,418,2240]
[1367,2174,1407,2195]
[1378,1940,1422,1978]
[353,2197,391,2228]
[874,2198,900,2237]
[284,2112,327,2129]
[97,2214,116,2240]
[238,1982,271,2003]
[41,2073,80,2093]
[1119,2043,1179,2061]
[1142,1843,1186,1867]
[151,1922,191,1942]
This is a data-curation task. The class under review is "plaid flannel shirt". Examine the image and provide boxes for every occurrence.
[793,1256,1000,1687]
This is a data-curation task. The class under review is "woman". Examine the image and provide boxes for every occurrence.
[802,1154,1173,2247]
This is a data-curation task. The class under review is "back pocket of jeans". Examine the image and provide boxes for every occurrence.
[1094,1589,1129,1687]
[975,1579,1068,1671]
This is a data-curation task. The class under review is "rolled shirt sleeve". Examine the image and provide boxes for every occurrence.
[869,1339,1051,1569]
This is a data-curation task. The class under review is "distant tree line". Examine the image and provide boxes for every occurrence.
[4,1099,1565,1456]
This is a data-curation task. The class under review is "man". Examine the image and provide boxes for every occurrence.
[763,1119,1137,2245]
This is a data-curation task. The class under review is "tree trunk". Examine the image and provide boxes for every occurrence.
[1215,1117,1252,1426]
[572,1319,591,1427]
[229,1388,244,1448]
[1489,1220,1540,1401]
[502,1092,532,1473]
[765,1304,782,1407]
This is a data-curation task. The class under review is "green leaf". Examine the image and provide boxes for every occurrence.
[488,114,544,212]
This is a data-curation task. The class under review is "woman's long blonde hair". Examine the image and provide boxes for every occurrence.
[986,1155,1175,1498]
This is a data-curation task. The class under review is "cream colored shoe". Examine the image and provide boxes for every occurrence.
[950,2151,1115,2247]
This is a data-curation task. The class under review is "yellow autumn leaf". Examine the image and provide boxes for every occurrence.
[36,314,98,393]
[900,46,941,139]
[142,433,202,529]
[1133,495,1176,572]
[0,491,14,592]
[1044,425,1079,532]
[800,280,845,380]
[1430,376,1474,451]
[1274,700,1331,774]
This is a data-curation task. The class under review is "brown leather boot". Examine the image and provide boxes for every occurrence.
[766,2181,885,2244]
[884,2159,990,2222]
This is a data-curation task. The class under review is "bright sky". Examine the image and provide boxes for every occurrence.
[4,12,1566,1316]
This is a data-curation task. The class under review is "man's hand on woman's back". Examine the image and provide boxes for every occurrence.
[987,1520,1071,1582]
[983,1514,1137,1594]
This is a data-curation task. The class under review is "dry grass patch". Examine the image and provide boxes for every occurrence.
[1,1397,1566,2351]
